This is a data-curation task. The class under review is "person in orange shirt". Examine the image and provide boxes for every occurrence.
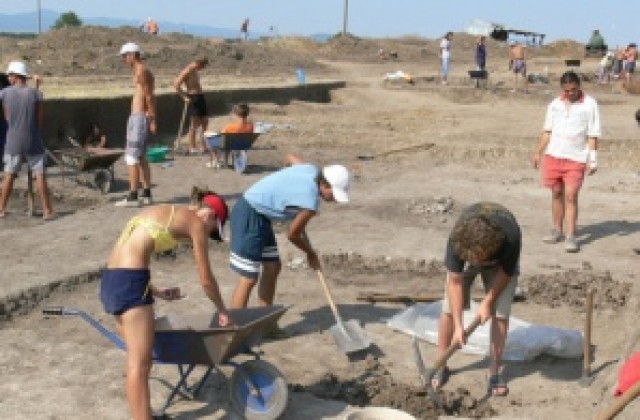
[205,103,254,168]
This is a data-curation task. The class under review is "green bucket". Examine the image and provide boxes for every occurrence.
[146,146,169,163]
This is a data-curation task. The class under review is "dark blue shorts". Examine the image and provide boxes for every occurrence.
[229,196,280,280]
[100,268,154,315]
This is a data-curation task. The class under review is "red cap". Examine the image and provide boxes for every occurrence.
[202,193,228,241]
[614,352,640,396]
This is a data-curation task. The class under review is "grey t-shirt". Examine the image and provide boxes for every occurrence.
[0,85,44,155]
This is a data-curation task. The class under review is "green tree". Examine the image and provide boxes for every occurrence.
[52,11,82,29]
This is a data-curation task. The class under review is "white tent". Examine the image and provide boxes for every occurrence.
[464,19,498,36]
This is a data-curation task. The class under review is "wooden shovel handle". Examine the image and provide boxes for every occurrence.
[597,381,640,420]
[430,315,483,374]
[316,269,343,324]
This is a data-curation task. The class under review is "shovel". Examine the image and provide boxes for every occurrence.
[173,100,188,153]
[412,315,482,404]
[302,231,371,353]
[315,268,371,353]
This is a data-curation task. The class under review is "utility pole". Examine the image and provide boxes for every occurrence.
[342,0,348,36]
[37,0,42,34]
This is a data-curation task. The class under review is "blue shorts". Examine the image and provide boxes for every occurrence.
[229,196,280,280]
[100,268,154,315]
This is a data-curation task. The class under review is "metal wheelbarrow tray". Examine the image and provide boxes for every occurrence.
[52,147,124,194]
[43,305,290,419]
[204,132,260,173]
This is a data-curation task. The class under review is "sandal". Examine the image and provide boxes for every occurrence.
[431,366,450,389]
[488,373,509,397]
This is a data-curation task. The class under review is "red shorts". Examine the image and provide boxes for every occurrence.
[541,155,586,191]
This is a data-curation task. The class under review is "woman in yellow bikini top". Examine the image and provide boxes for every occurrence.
[100,190,232,420]
[117,205,178,254]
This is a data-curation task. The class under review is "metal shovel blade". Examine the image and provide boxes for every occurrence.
[329,319,371,354]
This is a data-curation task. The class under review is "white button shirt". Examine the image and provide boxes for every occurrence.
[543,93,601,163]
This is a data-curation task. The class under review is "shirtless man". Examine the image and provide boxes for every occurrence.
[174,57,209,154]
[509,41,528,93]
[623,43,638,83]
[116,42,156,208]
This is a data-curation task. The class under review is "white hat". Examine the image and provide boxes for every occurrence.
[322,165,351,203]
[6,61,29,77]
[119,42,141,56]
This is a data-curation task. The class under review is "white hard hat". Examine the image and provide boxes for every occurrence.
[322,165,351,203]
[119,42,141,56]
[6,60,29,77]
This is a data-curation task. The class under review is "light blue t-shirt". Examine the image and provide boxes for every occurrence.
[244,164,320,220]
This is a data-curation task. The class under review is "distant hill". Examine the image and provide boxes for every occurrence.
[0,9,253,39]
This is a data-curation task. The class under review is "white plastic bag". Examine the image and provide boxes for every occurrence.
[386,301,583,361]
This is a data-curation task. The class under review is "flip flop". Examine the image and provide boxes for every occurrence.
[42,212,57,221]
[488,373,509,397]
[431,366,450,389]
[0,210,5,218]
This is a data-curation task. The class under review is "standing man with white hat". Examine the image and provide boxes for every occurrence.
[116,42,157,207]
[0,60,54,219]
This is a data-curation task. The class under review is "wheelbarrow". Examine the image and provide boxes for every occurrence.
[204,132,260,173]
[42,305,290,419]
[51,147,124,194]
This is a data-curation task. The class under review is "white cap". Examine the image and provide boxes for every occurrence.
[119,42,141,56]
[6,61,29,77]
[322,165,351,203]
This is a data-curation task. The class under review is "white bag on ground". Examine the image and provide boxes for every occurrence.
[386,301,583,361]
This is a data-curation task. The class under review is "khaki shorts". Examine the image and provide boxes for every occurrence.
[3,153,45,174]
[441,265,518,319]
[125,113,149,165]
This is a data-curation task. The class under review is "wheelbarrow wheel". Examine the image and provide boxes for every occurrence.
[229,359,288,420]
[232,150,248,173]
[93,169,112,194]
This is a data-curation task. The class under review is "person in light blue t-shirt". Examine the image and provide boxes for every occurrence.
[229,153,351,318]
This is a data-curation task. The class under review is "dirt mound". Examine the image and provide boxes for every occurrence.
[294,356,496,418]
[1,26,325,77]
[535,39,585,58]
[521,269,632,310]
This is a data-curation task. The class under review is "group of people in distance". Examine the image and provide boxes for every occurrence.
[0,36,605,419]
[439,32,529,93]
[597,43,638,85]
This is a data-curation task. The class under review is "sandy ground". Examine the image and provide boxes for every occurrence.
[1,55,640,419]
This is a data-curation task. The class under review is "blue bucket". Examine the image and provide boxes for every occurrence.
[295,68,306,85]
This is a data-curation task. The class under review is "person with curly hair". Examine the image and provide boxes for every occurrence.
[432,202,521,398]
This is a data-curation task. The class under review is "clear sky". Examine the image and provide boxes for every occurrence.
[3,1,639,47]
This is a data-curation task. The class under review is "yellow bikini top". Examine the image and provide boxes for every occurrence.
[117,206,178,254]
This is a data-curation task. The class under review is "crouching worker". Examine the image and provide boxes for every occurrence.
[433,202,521,397]
[100,189,232,420]
[229,153,351,335]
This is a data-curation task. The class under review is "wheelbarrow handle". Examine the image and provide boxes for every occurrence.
[42,306,79,316]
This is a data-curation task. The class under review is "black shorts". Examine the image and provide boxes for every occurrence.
[100,268,154,315]
[188,94,208,118]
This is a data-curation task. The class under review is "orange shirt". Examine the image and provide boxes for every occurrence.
[222,120,254,134]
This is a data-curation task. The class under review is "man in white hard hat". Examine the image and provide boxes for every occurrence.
[228,153,350,338]
[0,60,54,219]
[116,42,157,207]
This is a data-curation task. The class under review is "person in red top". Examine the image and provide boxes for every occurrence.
[205,103,254,168]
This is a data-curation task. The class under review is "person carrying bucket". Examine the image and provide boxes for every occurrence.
[228,153,351,338]
[99,188,232,419]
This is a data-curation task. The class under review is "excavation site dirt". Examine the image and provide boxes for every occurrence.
[2,239,636,419]
[3,25,640,420]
